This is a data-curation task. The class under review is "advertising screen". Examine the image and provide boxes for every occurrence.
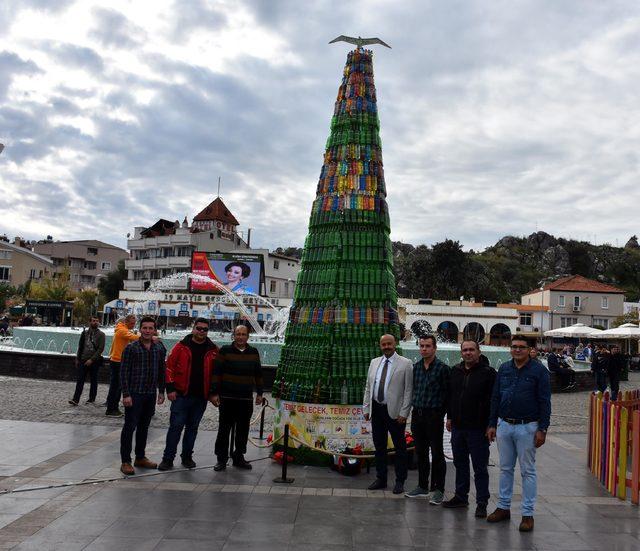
[191,251,264,295]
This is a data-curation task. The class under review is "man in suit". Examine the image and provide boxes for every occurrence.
[363,334,413,494]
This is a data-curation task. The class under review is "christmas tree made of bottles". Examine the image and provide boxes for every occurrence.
[273,48,400,406]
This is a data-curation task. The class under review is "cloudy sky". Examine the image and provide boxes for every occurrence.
[1,0,640,252]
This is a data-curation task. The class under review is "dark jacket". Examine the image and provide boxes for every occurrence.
[591,351,610,372]
[547,353,560,372]
[447,360,496,430]
[608,353,626,375]
[165,335,218,398]
[76,327,105,363]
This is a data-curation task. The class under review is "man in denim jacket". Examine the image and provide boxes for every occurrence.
[486,336,551,533]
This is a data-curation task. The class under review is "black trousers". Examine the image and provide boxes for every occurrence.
[555,368,576,389]
[371,400,408,483]
[607,369,621,400]
[120,393,156,463]
[411,408,446,492]
[106,361,121,412]
[214,398,253,461]
[72,358,101,402]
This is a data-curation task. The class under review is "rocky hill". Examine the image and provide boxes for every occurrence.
[392,232,640,302]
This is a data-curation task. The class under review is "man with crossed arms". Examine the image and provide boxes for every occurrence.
[363,334,413,494]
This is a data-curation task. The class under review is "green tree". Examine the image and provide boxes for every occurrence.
[0,283,17,311]
[73,289,100,325]
[98,259,126,302]
[28,270,72,301]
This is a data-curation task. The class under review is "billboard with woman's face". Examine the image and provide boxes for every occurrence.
[191,251,264,295]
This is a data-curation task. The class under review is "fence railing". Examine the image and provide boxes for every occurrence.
[588,389,640,503]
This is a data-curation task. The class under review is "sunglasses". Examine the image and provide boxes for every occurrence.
[194,326,209,332]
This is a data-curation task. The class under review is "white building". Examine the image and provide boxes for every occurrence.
[121,196,300,301]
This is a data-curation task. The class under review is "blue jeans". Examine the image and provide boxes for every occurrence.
[451,428,490,504]
[162,395,208,461]
[496,419,538,516]
[106,361,121,412]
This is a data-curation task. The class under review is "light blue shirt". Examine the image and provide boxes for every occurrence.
[373,353,397,405]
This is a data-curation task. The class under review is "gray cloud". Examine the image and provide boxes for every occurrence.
[89,7,146,49]
[0,51,41,101]
[2,0,640,253]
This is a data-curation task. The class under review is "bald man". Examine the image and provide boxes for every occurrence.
[363,334,414,494]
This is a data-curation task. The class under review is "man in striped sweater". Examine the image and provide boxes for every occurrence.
[211,324,264,471]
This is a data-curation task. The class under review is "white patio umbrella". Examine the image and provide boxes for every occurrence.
[598,323,640,339]
[544,323,604,338]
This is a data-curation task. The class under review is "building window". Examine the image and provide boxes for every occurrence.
[558,295,565,307]
[284,282,289,295]
[72,273,80,282]
[560,317,578,328]
[84,261,97,270]
[593,318,610,329]
[601,296,608,309]
[101,262,111,270]
[573,296,581,308]
[519,313,532,326]
[87,247,98,255]
[273,260,280,269]
[0,266,11,281]
[0,250,11,259]
[29,268,37,279]
[270,280,277,293]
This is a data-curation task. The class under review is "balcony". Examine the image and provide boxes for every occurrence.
[127,234,192,250]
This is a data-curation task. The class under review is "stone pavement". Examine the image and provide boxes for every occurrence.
[0,416,639,551]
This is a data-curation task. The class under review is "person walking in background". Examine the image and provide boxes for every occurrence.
[591,344,609,394]
[486,336,551,532]
[443,340,495,518]
[106,314,139,417]
[608,345,626,401]
[158,318,218,471]
[405,335,449,504]
[211,325,264,471]
[363,334,413,494]
[69,316,105,406]
[119,316,165,475]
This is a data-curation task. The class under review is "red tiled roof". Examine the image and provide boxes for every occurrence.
[524,275,624,295]
[193,197,239,226]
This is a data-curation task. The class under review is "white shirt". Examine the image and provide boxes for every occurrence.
[373,353,397,405]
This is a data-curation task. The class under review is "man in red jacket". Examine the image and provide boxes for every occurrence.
[158,318,218,470]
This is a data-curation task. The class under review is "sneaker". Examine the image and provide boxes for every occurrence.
[213,461,227,472]
[105,409,123,417]
[157,460,173,471]
[404,486,429,498]
[68,399,79,406]
[120,463,135,476]
[134,457,158,469]
[181,457,196,469]
[442,495,469,508]
[475,504,487,518]
[429,490,444,505]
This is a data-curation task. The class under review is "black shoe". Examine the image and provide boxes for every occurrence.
[475,504,487,518]
[392,481,404,494]
[213,461,227,472]
[86,399,95,404]
[105,409,123,417]
[181,457,196,469]
[157,460,173,471]
[68,399,78,406]
[367,478,387,491]
[232,457,252,470]
[443,495,469,508]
